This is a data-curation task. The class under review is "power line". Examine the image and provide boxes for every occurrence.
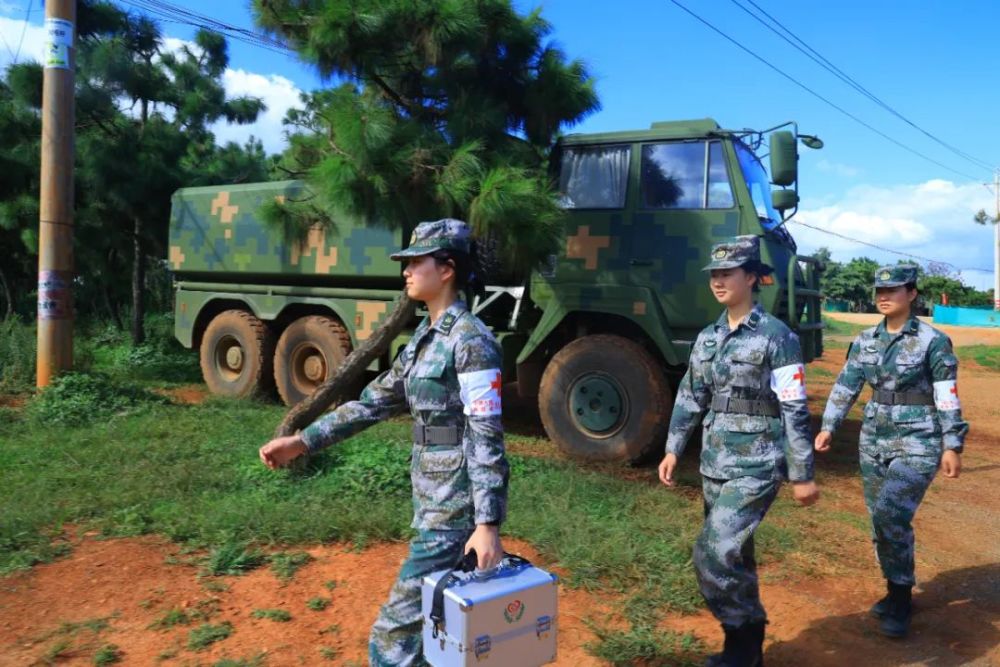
[11,0,31,64]
[114,0,296,59]
[732,0,994,173]
[790,219,992,274]
[667,0,983,182]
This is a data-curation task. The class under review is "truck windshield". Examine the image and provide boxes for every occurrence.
[734,140,781,230]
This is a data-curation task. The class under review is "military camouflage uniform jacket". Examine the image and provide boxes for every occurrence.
[301,300,509,531]
[821,315,968,455]
[666,303,814,482]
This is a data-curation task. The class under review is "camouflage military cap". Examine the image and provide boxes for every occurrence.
[390,218,471,260]
[702,235,763,271]
[874,264,918,288]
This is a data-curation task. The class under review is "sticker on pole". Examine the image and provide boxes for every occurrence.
[44,18,74,70]
[38,270,72,320]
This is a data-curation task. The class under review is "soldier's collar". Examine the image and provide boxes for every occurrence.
[430,299,468,335]
[875,314,920,337]
[715,303,763,332]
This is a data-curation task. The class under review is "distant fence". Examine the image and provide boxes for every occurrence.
[932,305,1000,328]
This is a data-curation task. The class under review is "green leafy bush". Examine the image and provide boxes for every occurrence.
[25,372,168,426]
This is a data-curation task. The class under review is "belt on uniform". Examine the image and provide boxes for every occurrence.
[711,395,780,417]
[872,389,934,406]
[412,423,461,446]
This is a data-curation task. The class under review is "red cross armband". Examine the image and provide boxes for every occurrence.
[458,369,503,417]
[770,363,808,402]
[933,380,961,411]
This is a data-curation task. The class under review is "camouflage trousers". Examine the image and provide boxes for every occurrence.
[694,475,780,627]
[369,529,472,667]
[859,449,938,586]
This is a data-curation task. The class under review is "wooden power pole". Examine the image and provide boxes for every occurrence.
[36,0,77,387]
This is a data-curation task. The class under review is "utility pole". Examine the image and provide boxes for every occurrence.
[36,0,77,387]
[994,169,1000,311]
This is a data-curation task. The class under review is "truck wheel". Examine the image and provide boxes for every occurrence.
[538,334,673,463]
[274,315,353,406]
[199,310,275,399]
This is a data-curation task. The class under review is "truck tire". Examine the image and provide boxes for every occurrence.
[199,310,275,399]
[274,315,353,407]
[538,334,673,463]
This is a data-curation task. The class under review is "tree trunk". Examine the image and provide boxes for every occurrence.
[274,291,416,438]
[132,217,146,345]
[0,266,13,320]
[104,283,124,331]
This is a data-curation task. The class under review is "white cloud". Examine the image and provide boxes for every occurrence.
[793,180,997,290]
[815,159,860,178]
[0,15,45,70]
[213,68,301,154]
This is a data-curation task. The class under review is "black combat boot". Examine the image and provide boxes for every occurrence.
[705,622,764,667]
[869,580,892,619]
[878,582,912,638]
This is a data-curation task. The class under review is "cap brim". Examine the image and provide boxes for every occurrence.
[389,247,437,261]
[874,280,908,288]
[702,260,747,271]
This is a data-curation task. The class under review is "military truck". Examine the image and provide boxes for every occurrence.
[167,118,823,462]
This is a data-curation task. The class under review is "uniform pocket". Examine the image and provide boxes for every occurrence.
[409,362,449,410]
[713,412,769,433]
[416,447,464,474]
[411,447,471,530]
[857,350,880,384]
[728,347,766,389]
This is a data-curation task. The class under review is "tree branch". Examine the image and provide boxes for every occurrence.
[274,292,416,438]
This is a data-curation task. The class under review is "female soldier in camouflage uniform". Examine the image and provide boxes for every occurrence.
[658,235,819,667]
[259,219,509,667]
[815,265,968,638]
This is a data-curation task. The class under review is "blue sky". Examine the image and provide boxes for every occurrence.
[2,0,997,289]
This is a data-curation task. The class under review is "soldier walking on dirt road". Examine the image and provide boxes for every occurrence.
[259,219,509,667]
[659,235,819,667]
[815,264,969,639]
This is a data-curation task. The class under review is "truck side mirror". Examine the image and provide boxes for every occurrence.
[772,189,798,213]
[770,131,797,187]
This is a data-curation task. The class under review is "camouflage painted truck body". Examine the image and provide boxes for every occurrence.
[168,118,823,462]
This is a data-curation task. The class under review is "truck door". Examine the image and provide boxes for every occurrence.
[625,139,739,337]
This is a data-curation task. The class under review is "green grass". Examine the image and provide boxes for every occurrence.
[306,596,331,611]
[213,656,266,667]
[269,550,314,582]
[319,646,339,661]
[822,316,869,337]
[204,541,267,576]
[251,608,292,622]
[187,622,233,651]
[957,344,1000,371]
[93,643,122,665]
[149,609,194,630]
[583,621,704,666]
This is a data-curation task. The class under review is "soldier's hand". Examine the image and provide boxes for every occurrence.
[814,431,833,452]
[792,480,820,506]
[465,524,502,571]
[658,453,678,487]
[940,450,961,478]
[259,435,308,469]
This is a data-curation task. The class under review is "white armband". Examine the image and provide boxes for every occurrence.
[770,363,807,402]
[933,380,961,411]
[458,368,502,416]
